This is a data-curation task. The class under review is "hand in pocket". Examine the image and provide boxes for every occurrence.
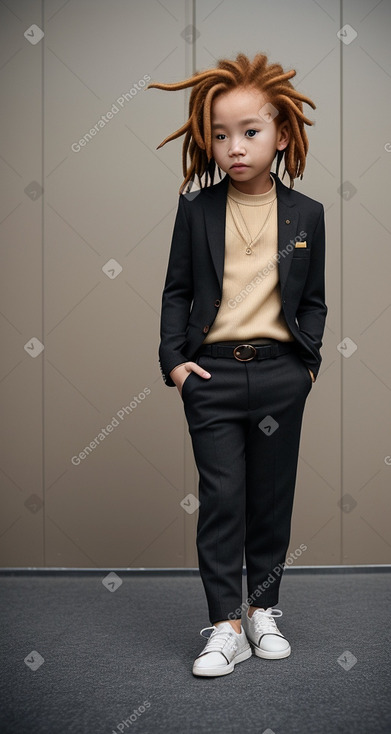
[170,361,211,397]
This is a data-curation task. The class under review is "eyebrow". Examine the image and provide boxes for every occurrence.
[211,117,262,129]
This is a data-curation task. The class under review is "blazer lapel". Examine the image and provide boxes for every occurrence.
[202,171,300,296]
[272,172,300,296]
[203,175,229,291]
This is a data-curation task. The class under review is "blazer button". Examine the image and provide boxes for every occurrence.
[203,325,210,334]
[214,299,221,307]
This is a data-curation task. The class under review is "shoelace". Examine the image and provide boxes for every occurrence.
[198,625,238,656]
[250,607,283,636]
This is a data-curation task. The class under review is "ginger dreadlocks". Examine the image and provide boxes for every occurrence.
[146,52,316,193]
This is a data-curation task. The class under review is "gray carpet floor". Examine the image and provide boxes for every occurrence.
[0,569,390,734]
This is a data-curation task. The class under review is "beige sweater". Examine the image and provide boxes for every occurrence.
[203,176,295,344]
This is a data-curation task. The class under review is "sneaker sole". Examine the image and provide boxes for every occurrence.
[192,645,252,677]
[251,643,291,660]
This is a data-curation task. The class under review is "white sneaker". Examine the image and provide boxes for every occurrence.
[243,607,291,659]
[192,621,252,677]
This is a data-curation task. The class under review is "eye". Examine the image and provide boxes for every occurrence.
[215,133,226,140]
[245,129,258,138]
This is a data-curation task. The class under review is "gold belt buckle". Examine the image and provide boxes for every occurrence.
[233,344,257,362]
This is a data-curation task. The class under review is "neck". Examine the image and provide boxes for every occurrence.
[230,171,273,195]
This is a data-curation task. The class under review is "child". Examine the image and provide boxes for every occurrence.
[147,52,327,677]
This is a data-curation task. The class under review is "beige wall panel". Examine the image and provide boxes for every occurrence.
[43,0,193,568]
[0,1,44,564]
[341,0,391,563]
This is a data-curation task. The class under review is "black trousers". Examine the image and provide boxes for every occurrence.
[181,340,313,626]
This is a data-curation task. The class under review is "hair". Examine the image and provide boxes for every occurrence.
[146,52,316,194]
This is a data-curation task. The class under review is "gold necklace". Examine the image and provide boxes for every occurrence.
[227,196,276,255]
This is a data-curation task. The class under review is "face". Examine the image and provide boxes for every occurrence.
[210,86,290,194]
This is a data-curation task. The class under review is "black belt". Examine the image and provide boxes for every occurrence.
[197,340,297,362]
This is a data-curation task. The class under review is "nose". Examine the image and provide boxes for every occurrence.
[228,135,246,156]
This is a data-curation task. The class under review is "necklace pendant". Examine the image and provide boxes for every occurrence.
[245,247,252,255]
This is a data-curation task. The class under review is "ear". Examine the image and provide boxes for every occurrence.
[276,120,290,151]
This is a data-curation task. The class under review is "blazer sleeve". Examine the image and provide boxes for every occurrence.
[295,204,328,378]
[158,194,194,386]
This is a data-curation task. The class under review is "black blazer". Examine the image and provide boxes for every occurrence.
[159,171,327,387]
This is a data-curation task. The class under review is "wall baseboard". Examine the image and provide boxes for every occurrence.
[0,564,390,576]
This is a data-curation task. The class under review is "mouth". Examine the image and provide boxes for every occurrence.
[230,163,248,170]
